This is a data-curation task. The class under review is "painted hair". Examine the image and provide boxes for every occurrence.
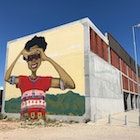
[24,36,47,51]
[23,36,47,60]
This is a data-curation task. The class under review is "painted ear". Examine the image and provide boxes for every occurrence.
[23,56,27,61]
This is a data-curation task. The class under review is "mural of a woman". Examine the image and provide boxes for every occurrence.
[5,36,75,120]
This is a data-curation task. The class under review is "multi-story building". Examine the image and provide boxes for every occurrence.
[2,18,139,122]
[90,28,139,112]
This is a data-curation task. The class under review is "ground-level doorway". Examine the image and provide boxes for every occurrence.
[123,92,138,111]
[123,92,129,111]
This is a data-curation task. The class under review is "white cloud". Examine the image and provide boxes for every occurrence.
[0,86,3,90]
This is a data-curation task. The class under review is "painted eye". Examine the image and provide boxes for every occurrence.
[27,54,40,61]
[27,55,34,61]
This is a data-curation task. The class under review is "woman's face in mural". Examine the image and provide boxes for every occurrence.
[26,46,42,72]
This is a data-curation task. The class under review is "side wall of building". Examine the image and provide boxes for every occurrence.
[89,53,124,119]
[90,24,139,115]
[89,25,124,119]
[84,21,124,120]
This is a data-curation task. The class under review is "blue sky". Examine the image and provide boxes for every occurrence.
[0,0,140,87]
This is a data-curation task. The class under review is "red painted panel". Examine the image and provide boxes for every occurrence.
[121,60,127,75]
[90,29,96,53]
[110,49,120,70]
[133,72,136,81]
[122,75,128,90]
[128,67,132,79]
[134,83,138,93]
[96,35,103,58]
[102,41,108,62]
[129,79,133,92]
[90,29,108,62]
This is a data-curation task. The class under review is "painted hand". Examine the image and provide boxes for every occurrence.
[31,48,47,61]
[21,49,31,60]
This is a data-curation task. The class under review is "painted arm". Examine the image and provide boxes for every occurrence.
[5,53,21,84]
[46,56,75,89]
[39,48,75,89]
[4,49,30,84]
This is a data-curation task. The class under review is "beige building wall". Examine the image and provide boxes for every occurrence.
[5,23,85,100]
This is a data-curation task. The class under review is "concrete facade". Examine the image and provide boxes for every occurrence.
[89,53,124,120]
[83,19,124,121]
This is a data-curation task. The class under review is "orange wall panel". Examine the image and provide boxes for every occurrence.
[90,29,97,54]
[128,67,132,79]
[134,83,138,93]
[122,75,128,90]
[102,41,108,62]
[129,79,133,92]
[110,49,120,70]
[90,29,108,62]
[121,59,127,75]
[96,35,103,58]
[133,72,136,81]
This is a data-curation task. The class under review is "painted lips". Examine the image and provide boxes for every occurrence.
[31,63,38,69]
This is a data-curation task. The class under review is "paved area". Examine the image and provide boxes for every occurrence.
[91,109,140,127]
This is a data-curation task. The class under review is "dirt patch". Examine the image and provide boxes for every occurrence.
[0,118,140,140]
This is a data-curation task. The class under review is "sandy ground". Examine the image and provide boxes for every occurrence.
[0,110,140,140]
